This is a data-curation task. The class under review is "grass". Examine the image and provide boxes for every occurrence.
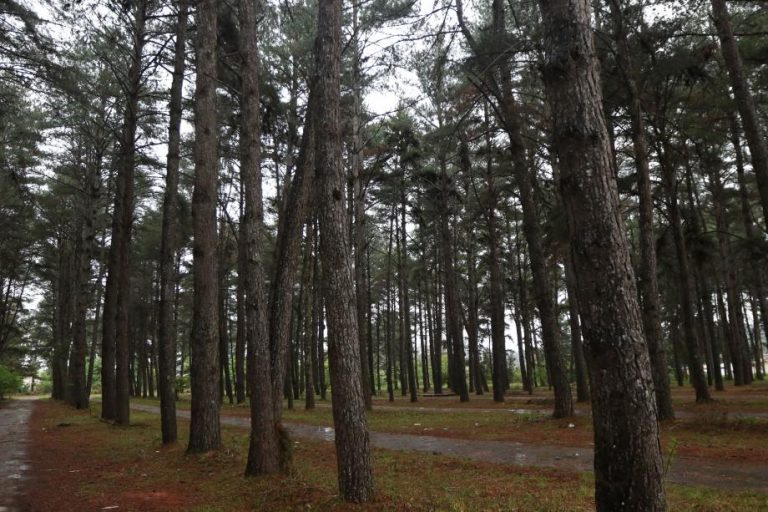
[27,400,768,511]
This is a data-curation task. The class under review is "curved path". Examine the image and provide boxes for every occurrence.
[131,403,768,494]
[0,399,33,512]
[324,402,768,420]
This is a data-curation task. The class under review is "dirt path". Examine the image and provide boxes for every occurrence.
[0,399,33,512]
[318,402,768,420]
[131,403,768,494]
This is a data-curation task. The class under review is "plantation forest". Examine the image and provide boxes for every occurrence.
[1,0,768,510]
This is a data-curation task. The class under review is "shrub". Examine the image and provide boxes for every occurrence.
[0,365,22,399]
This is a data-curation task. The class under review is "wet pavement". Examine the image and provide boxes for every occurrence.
[0,400,33,512]
[131,403,768,494]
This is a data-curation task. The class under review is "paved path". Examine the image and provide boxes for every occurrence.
[131,403,768,494]
[0,400,33,512]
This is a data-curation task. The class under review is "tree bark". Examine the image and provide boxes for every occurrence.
[240,0,279,474]
[188,0,221,454]
[608,0,673,419]
[351,0,372,411]
[314,0,373,501]
[101,0,147,424]
[157,0,187,444]
[538,1,666,509]
[67,148,100,410]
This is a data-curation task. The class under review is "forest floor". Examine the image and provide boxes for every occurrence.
[8,382,768,511]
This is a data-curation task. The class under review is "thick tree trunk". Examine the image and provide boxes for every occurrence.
[538,2,666,509]
[314,0,373,501]
[188,0,221,454]
[157,0,187,444]
[240,0,279,474]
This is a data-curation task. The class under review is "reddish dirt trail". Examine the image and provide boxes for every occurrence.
[131,403,768,494]
[0,399,33,512]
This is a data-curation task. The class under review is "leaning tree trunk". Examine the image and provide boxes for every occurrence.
[314,0,373,502]
[608,0,673,419]
[188,0,221,454]
[269,83,317,423]
[537,1,666,509]
[711,0,768,228]
[157,0,187,444]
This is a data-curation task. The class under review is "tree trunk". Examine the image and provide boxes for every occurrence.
[399,186,417,402]
[101,1,147,424]
[351,0,372,411]
[240,0,279,473]
[658,142,711,402]
[608,0,673,419]
[157,0,187,443]
[711,0,768,227]
[710,156,749,385]
[304,226,317,410]
[314,0,373,501]
[431,248,443,394]
[235,197,247,404]
[269,76,317,422]
[457,0,571,415]
[188,0,221,454]
[538,2,666,509]
[52,240,73,401]
[486,169,506,402]
[68,149,100,410]
[385,216,395,402]
[564,250,590,402]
